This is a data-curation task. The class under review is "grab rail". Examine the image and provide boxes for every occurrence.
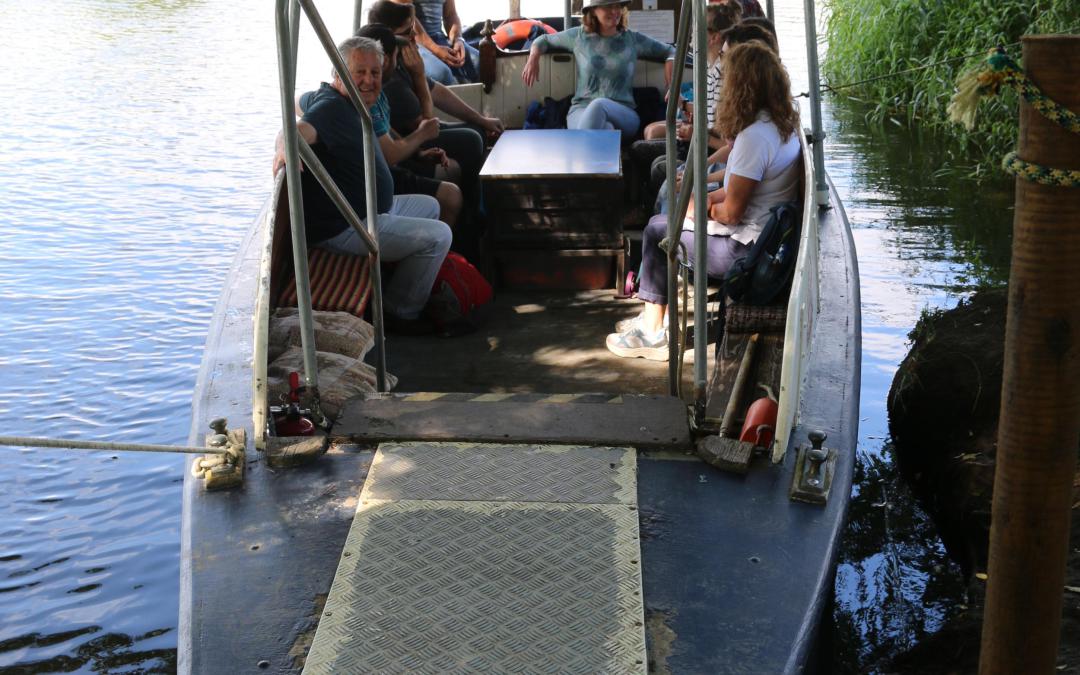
[663,1,693,395]
[689,0,709,420]
[662,0,709,418]
[275,0,389,395]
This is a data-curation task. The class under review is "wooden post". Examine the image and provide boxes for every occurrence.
[979,35,1080,675]
[509,0,521,19]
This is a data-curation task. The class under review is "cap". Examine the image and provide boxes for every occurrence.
[356,23,407,57]
[582,0,631,9]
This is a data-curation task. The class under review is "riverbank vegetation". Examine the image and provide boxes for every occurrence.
[822,0,1078,177]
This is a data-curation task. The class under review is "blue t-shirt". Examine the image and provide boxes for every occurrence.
[371,92,391,138]
[532,27,675,114]
[298,83,394,244]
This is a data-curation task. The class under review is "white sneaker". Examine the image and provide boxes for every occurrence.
[614,312,668,333]
[605,327,669,361]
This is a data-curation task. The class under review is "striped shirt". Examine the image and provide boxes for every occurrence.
[706,58,722,128]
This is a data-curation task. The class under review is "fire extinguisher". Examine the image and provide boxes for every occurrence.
[272,372,315,436]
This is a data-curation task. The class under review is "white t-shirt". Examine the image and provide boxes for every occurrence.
[686,111,801,244]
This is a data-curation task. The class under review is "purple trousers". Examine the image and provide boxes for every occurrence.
[637,214,749,305]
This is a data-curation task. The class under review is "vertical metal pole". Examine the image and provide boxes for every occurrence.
[665,0,693,394]
[354,0,365,34]
[691,0,708,417]
[979,35,1080,675]
[803,0,829,207]
[363,131,389,393]
[289,0,300,92]
[765,0,774,22]
[275,0,321,392]
[564,0,572,31]
[298,0,388,392]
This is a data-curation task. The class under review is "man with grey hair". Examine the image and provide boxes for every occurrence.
[274,36,451,333]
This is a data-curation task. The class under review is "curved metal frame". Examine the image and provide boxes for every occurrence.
[662,0,833,455]
[275,0,388,393]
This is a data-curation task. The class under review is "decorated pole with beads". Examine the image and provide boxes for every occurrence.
[980,35,1080,675]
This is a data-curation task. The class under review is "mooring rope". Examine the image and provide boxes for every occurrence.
[948,48,1080,187]
[0,435,227,456]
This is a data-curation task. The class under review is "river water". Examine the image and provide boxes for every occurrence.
[0,1,1014,672]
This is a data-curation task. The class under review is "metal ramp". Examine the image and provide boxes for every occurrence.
[334,392,691,450]
[302,442,646,674]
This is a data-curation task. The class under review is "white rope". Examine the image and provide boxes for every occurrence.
[0,436,228,455]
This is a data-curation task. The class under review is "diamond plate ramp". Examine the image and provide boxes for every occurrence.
[364,442,637,504]
[303,443,646,674]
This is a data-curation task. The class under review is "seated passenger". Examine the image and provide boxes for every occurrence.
[273,36,451,333]
[368,0,502,257]
[641,2,740,144]
[521,0,676,142]
[640,2,741,211]
[655,20,783,214]
[389,0,478,85]
[607,41,801,360]
[356,23,463,229]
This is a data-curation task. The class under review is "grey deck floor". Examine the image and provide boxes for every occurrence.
[381,289,713,395]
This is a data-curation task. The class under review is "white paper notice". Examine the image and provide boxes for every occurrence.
[628,10,674,43]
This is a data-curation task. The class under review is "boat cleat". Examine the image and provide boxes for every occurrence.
[790,430,836,504]
[192,418,246,490]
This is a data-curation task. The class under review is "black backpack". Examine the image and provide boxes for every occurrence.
[723,201,802,306]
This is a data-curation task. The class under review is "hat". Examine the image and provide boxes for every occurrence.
[582,0,630,9]
[356,23,407,57]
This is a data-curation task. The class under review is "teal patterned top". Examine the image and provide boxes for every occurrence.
[532,27,675,114]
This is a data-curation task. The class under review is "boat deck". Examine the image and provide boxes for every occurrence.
[380,288,711,396]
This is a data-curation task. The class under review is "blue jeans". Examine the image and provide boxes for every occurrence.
[567,98,640,142]
[318,194,451,320]
[419,40,479,85]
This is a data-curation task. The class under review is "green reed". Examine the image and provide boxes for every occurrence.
[822,0,1077,178]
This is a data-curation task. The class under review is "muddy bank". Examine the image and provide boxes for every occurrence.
[887,288,1080,673]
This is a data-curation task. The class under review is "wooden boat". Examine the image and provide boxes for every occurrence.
[180,1,860,672]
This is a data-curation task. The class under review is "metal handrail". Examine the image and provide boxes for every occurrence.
[274,0,388,395]
[663,0,693,394]
[802,0,829,207]
[661,0,709,417]
[689,0,709,420]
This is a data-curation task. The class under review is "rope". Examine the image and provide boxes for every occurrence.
[948,48,1080,187]
[0,435,228,456]
[1002,152,1080,188]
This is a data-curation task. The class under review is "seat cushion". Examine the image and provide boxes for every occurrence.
[278,247,371,319]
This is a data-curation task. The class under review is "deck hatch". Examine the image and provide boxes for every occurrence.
[302,442,646,674]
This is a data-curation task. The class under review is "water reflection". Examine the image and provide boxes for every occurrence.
[823,83,1014,673]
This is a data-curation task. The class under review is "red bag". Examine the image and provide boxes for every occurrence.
[425,252,493,335]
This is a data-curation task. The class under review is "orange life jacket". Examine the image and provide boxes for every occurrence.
[493,19,556,49]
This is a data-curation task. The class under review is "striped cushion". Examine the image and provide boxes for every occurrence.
[278,248,372,319]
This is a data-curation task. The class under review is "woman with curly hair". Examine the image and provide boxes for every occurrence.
[520,0,675,141]
[607,41,802,360]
